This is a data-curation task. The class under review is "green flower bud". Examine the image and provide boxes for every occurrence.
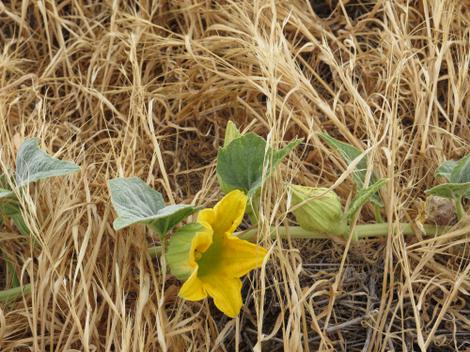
[167,223,206,280]
[290,185,347,236]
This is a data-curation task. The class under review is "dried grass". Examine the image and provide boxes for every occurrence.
[1,0,470,350]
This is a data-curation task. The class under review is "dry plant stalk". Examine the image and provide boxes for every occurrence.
[0,0,469,351]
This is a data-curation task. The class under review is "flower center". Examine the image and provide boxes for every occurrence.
[195,236,223,277]
[194,249,203,261]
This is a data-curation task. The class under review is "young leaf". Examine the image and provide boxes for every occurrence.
[166,223,205,280]
[435,160,457,180]
[108,177,197,236]
[217,133,300,195]
[345,178,388,220]
[224,121,242,147]
[15,138,80,187]
[320,133,382,207]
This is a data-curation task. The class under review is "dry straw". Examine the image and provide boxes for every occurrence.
[0,0,470,351]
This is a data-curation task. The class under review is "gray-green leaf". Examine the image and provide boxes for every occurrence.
[320,133,382,207]
[108,177,197,236]
[450,155,470,184]
[217,133,300,196]
[346,178,388,220]
[435,160,457,180]
[15,138,80,187]
[425,182,470,199]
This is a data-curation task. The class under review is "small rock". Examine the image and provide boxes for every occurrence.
[425,196,457,225]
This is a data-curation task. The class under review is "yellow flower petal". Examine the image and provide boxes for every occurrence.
[189,223,213,267]
[197,208,216,227]
[220,234,267,278]
[179,269,207,301]
[201,275,243,318]
[176,190,265,318]
[211,190,247,235]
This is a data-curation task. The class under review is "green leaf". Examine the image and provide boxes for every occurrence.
[427,155,470,201]
[147,205,198,237]
[108,177,197,236]
[166,223,205,280]
[0,175,16,199]
[7,261,20,288]
[272,140,301,172]
[435,160,457,180]
[11,212,30,236]
[15,138,80,187]
[320,133,382,207]
[345,178,388,220]
[224,121,242,147]
[320,133,366,168]
[217,133,300,195]
[0,201,22,217]
[217,133,266,194]
[0,202,30,235]
[218,121,243,193]
[450,154,470,184]
[0,173,29,235]
[425,182,470,199]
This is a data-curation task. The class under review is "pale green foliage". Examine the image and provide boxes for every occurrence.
[15,138,80,187]
[427,155,470,199]
[108,177,197,236]
[435,160,458,180]
[0,139,80,238]
[448,155,470,184]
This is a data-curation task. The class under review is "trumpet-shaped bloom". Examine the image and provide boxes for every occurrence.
[178,190,267,317]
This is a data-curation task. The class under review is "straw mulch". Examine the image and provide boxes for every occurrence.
[1,1,470,351]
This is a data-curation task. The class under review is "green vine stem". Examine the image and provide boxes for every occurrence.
[455,196,465,221]
[0,223,448,302]
[237,223,447,241]
[0,283,31,302]
[147,222,449,257]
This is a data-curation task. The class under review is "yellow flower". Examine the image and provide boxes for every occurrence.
[178,190,267,317]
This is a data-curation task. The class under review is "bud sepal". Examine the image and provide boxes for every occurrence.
[290,185,348,236]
